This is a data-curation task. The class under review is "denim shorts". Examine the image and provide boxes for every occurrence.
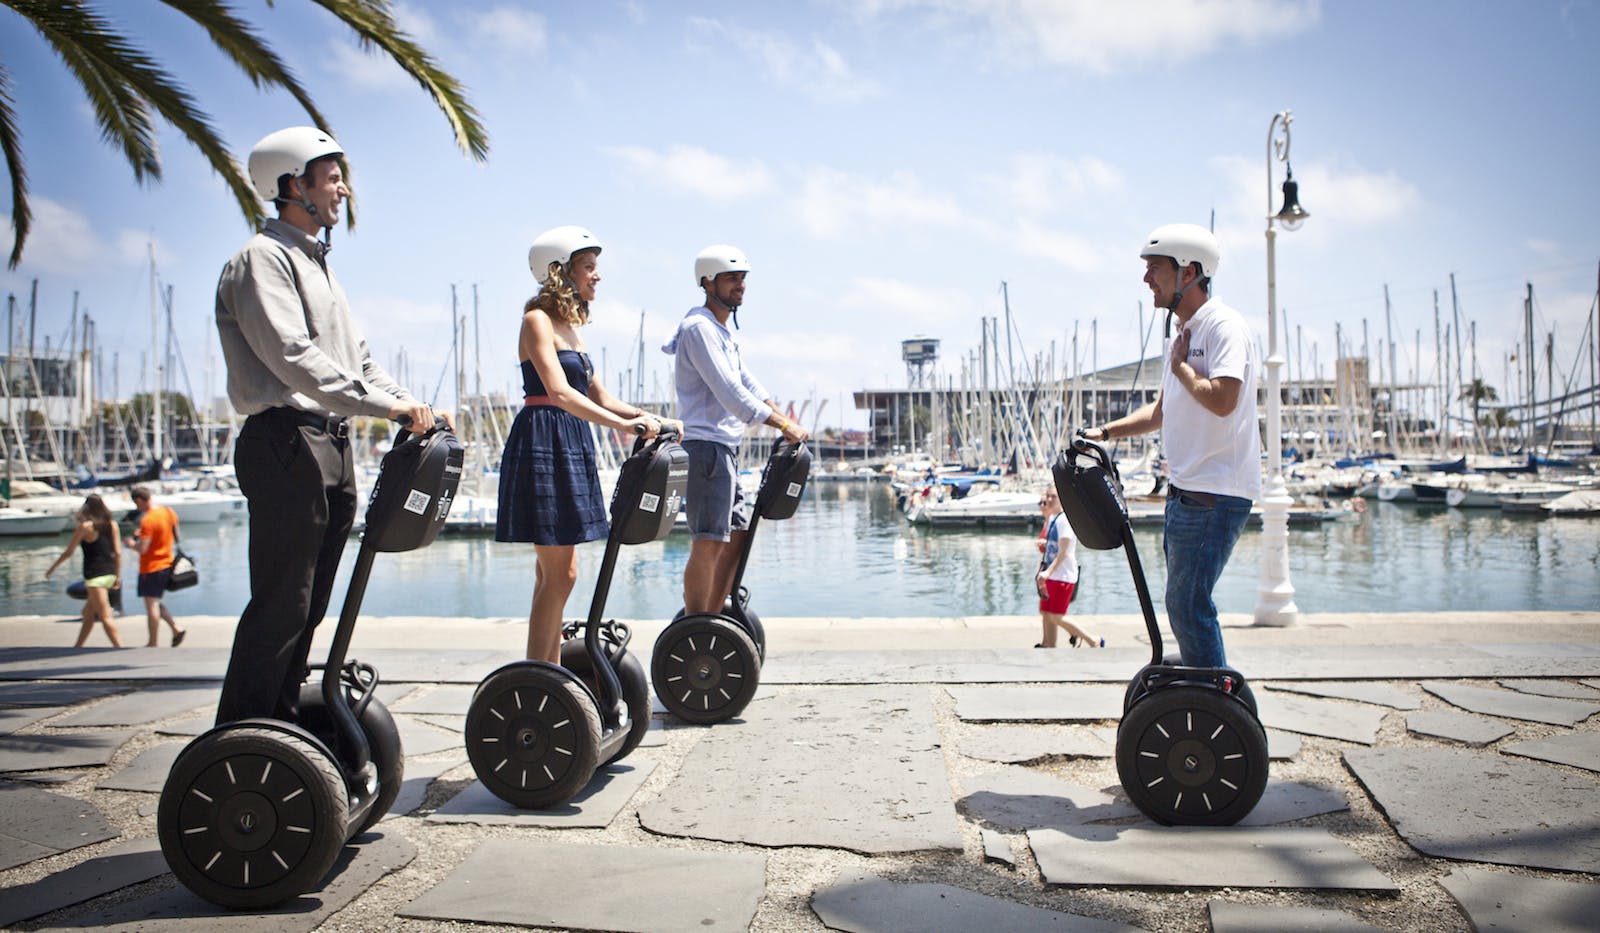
[683,440,749,541]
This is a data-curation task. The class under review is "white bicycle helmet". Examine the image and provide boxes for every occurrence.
[694,245,750,287]
[1139,224,1220,279]
[528,226,603,284]
[247,126,343,203]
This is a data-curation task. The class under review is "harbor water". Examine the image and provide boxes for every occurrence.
[2,481,1596,622]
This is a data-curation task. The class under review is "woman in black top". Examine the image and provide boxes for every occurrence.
[45,495,125,647]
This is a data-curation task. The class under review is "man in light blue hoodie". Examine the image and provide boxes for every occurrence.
[663,245,809,614]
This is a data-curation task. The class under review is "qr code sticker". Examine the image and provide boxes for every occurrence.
[403,490,431,514]
[786,482,803,498]
[639,492,661,513]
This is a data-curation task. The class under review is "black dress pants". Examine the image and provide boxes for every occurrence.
[216,412,357,724]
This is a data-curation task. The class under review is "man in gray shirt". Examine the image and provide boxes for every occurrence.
[213,126,438,724]
[662,245,807,615]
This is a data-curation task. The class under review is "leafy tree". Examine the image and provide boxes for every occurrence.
[1,0,489,267]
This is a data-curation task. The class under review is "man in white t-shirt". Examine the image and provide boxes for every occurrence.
[1083,224,1259,668]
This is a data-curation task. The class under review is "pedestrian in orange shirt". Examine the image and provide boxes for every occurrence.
[125,486,187,647]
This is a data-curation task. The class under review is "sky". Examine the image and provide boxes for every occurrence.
[3,0,1598,432]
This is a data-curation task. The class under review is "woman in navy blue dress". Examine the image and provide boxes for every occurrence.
[497,226,680,662]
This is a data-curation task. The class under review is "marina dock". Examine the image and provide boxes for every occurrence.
[0,609,1596,931]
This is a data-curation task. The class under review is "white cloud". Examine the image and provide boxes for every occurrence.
[464,6,547,57]
[792,167,965,237]
[688,18,880,102]
[605,145,774,201]
[0,199,169,277]
[1007,219,1102,272]
[838,276,973,325]
[846,0,1321,74]
[326,41,410,91]
[988,152,1124,215]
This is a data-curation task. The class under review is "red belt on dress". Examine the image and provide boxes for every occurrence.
[524,395,556,407]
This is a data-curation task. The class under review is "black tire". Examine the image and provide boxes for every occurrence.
[559,640,651,764]
[1116,685,1269,826]
[465,663,601,808]
[157,726,349,909]
[672,597,767,660]
[651,615,760,724]
[297,685,405,834]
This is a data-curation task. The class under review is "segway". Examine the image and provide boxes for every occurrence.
[651,438,810,724]
[157,417,463,908]
[1053,434,1268,826]
[464,429,686,808]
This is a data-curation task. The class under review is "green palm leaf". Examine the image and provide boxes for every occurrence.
[0,62,30,268]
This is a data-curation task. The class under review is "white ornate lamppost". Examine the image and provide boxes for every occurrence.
[1255,109,1309,627]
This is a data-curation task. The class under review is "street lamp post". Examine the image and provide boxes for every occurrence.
[1255,109,1308,627]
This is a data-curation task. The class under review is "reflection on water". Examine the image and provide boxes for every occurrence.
[2,483,1597,620]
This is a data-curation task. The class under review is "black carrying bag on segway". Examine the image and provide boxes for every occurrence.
[1053,435,1269,826]
[754,439,811,520]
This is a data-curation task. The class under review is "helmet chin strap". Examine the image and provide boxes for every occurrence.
[706,286,741,329]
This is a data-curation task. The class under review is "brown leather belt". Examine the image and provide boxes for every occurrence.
[524,395,556,407]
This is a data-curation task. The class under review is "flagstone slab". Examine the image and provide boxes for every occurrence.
[0,681,129,707]
[408,712,465,732]
[1421,681,1600,726]
[428,760,655,828]
[1344,746,1600,873]
[392,714,459,757]
[980,829,1014,867]
[1236,781,1349,826]
[810,871,1144,933]
[960,724,1115,763]
[33,830,414,932]
[1262,681,1420,709]
[957,767,1137,830]
[948,685,1125,722]
[0,781,119,870]
[6,769,80,784]
[400,838,765,933]
[1254,691,1388,744]
[95,741,185,792]
[1206,901,1384,932]
[51,684,218,727]
[1438,866,1600,933]
[391,682,475,715]
[1029,825,1396,890]
[1499,678,1600,700]
[0,837,165,928]
[1502,731,1600,773]
[0,730,136,772]
[639,685,963,854]
[1405,710,1516,745]
[1,706,57,735]
[153,712,211,736]
[380,755,464,822]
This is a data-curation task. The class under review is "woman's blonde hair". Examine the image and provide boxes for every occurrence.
[525,253,594,326]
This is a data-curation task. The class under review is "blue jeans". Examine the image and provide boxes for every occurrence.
[1162,490,1252,668]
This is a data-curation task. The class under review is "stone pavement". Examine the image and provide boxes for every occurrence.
[0,610,1596,932]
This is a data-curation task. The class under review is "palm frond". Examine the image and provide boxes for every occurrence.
[9,0,161,183]
[159,0,336,135]
[309,0,490,162]
[17,0,264,232]
[0,62,33,269]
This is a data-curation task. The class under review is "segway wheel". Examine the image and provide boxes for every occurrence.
[157,726,349,909]
[466,663,602,808]
[651,615,760,724]
[560,640,652,764]
[1116,685,1269,826]
[297,685,405,834]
